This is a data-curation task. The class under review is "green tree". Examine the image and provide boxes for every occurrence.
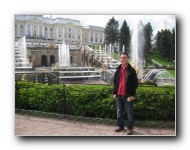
[154,31,161,52]
[171,27,175,61]
[104,17,119,46]
[159,29,172,60]
[144,22,153,56]
[119,20,131,53]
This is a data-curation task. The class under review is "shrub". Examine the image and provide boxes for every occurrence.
[15,82,175,122]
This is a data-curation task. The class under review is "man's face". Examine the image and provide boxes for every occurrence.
[120,54,128,65]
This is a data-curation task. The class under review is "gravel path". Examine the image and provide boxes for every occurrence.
[15,114,175,136]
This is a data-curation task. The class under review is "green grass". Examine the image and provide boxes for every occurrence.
[146,51,175,78]
[146,51,175,67]
[167,70,175,78]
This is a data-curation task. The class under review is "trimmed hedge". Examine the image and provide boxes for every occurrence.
[15,81,175,122]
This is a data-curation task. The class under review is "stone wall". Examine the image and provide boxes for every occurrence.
[28,47,83,67]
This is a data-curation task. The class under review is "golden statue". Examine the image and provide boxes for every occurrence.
[107,59,110,64]
[48,43,55,48]
[107,59,110,69]
[22,74,28,81]
[131,62,139,75]
[79,42,82,49]
[53,62,59,69]
[142,71,146,78]
[101,63,104,69]
[143,59,146,67]
[135,67,139,75]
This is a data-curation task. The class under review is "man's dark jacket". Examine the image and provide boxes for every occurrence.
[113,63,138,97]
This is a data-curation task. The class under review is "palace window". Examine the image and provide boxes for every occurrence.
[50,33,53,39]
[64,33,67,38]
[15,24,17,36]
[27,30,30,36]
[20,30,24,37]
[39,31,42,37]
[34,31,36,36]
[72,34,75,39]
[39,26,42,30]
[59,33,62,38]
[45,32,47,38]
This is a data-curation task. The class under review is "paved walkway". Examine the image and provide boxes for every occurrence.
[15,114,175,136]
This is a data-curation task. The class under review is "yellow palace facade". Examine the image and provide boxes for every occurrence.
[15,15,105,46]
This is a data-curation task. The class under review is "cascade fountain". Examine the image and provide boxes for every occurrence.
[15,36,33,70]
[93,44,120,69]
[130,19,175,86]
[58,41,70,67]
[131,20,145,79]
[141,69,175,86]
[54,43,104,84]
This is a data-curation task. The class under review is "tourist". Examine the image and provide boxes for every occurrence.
[113,53,138,135]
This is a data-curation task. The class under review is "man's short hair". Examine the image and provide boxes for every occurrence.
[120,52,129,57]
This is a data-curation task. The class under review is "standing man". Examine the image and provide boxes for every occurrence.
[113,53,138,135]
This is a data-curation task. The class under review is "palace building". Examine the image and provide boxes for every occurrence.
[15,15,105,67]
[15,15,105,46]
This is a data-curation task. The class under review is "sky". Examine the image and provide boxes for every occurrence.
[44,15,176,35]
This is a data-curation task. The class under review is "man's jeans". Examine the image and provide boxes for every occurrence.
[116,95,134,129]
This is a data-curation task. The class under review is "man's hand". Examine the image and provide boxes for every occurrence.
[113,94,116,100]
[129,96,135,101]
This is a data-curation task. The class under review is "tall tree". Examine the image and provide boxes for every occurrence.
[119,20,131,53]
[171,27,175,61]
[159,29,172,60]
[104,17,119,46]
[144,22,153,56]
[154,31,161,52]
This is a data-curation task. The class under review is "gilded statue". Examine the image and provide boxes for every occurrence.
[22,74,28,81]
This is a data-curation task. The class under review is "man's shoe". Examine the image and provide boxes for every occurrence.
[127,129,133,135]
[115,127,124,132]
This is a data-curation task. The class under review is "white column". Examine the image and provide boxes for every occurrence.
[30,24,32,36]
[88,31,90,44]
[56,26,58,40]
[80,28,82,44]
[63,26,65,41]
[102,33,105,44]
[42,26,44,37]
[38,25,39,37]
